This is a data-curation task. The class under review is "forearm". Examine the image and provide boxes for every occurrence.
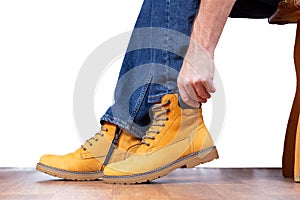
[191,0,236,58]
[178,0,236,106]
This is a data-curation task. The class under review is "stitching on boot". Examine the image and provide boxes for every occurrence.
[105,146,216,179]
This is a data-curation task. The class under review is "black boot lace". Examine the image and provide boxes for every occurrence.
[140,99,171,146]
[81,126,108,151]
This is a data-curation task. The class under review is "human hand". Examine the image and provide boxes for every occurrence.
[177,43,216,107]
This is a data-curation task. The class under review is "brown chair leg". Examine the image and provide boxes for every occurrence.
[294,114,300,181]
[282,21,300,178]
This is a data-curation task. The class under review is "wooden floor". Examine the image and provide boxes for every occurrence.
[1,168,300,200]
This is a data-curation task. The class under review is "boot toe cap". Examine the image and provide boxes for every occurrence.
[104,162,133,177]
[39,154,57,167]
[38,154,69,170]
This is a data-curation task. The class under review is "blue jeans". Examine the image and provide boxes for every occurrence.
[101,0,279,138]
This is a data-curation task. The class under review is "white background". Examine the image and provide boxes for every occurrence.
[0,0,297,168]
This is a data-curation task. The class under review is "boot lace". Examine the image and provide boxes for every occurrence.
[81,126,108,151]
[140,99,171,146]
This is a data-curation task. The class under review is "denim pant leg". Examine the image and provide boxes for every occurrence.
[100,0,200,138]
[100,0,280,138]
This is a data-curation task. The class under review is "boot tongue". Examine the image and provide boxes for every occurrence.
[178,95,201,109]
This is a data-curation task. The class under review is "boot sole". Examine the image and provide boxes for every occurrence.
[36,163,103,181]
[103,146,219,184]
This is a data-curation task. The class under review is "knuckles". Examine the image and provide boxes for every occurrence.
[188,79,207,86]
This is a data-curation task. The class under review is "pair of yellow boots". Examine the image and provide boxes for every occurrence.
[36,94,219,184]
[37,0,300,184]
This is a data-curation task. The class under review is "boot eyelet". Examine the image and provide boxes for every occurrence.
[146,143,150,146]
[95,138,99,142]
[89,143,93,146]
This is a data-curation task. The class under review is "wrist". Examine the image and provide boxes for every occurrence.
[190,24,215,59]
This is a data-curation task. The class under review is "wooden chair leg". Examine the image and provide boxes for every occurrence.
[294,114,300,181]
[282,21,300,178]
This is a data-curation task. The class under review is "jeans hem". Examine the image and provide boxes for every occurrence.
[147,93,168,103]
[148,91,178,103]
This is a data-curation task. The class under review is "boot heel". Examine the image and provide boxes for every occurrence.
[185,148,219,168]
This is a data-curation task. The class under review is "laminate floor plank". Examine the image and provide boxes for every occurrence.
[52,181,112,200]
[112,184,171,200]
[1,168,300,200]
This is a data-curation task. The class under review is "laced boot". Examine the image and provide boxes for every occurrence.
[103,94,219,184]
[36,123,140,180]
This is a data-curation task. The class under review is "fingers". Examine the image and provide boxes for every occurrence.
[178,76,208,107]
[178,73,211,98]
[203,79,216,93]
[193,81,211,100]
[177,58,216,107]
[178,83,201,108]
[187,84,208,104]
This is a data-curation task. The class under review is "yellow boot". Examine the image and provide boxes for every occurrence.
[36,123,140,180]
[103,94,219,184]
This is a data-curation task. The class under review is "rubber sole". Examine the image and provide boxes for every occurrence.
[36,163,103,181]
[103,146,219,184]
